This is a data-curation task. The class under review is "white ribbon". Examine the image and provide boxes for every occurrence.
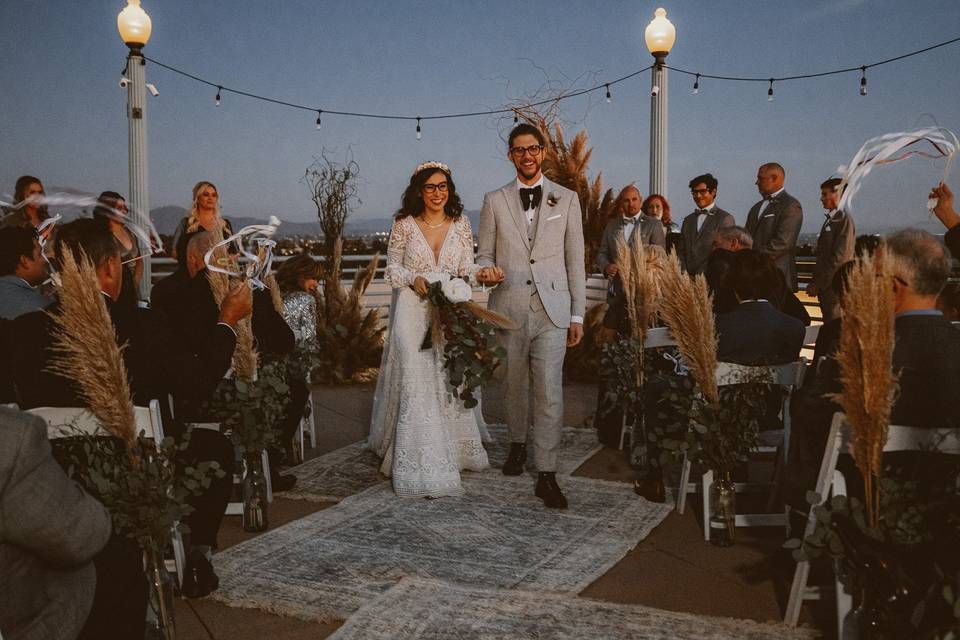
[203,216,282,290]
[836,127,958,214]
[663,351,690,376]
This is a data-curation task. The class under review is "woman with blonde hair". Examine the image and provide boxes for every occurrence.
[171,181,233,257]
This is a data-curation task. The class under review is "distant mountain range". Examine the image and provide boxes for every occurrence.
[148,206,481,237]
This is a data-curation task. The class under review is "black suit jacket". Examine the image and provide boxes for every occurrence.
[946,225,960,261]
[716,301,805,365]
[890,314,960,428]
[706,249,810,325]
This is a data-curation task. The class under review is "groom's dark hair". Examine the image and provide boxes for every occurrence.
[508,123,545,148]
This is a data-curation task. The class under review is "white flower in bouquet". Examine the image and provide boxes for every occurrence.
[441,277,473,303]
[424,271,448,284]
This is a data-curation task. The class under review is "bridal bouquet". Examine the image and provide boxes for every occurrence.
[419,273,513,408]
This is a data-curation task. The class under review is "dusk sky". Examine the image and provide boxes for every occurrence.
[2,0,959,233]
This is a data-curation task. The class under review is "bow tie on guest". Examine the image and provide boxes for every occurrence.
[622,215,641,227]
[519,186,542,211]
[695,209,711,216]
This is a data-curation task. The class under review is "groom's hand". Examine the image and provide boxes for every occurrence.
[566,322,583,347]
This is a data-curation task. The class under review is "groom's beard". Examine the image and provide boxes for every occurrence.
[515,162,541,182]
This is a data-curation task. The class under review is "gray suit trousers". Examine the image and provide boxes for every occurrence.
[500,295,566,472]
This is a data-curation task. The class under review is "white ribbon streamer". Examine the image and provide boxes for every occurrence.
[203,216,282,290]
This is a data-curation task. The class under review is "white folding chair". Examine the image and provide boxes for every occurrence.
[675,359,807,541]
[802,324,821,348]
[785,413,960,636]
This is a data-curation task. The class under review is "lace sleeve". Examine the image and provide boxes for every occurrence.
[384,218,415,288]
[455,216,481,285]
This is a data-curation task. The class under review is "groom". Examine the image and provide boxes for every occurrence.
[477,123,586,509]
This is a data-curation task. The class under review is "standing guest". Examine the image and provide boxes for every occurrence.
[1,175,51,230]
[929,182,960,260]
[642,194,681,256]
[170,181,234,258]
[746,163,803,290]
[478,123,586,509]
[807,178,855,322]
[0,226,51,319]
[596,184,665,287]
[679,173,735,275]
[0,407,112,640]
[92,191,142,309]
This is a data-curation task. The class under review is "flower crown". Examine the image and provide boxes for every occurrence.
[413,161,450,176]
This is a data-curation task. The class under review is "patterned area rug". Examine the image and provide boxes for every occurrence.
[279,424,603,503]
[327,577,819,640]
[212,474,672,622]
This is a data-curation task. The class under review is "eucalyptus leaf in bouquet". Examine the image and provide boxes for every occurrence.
[204,359,290,457]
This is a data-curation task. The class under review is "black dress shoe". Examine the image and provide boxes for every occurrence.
[535,472,568,509]
[271,471,297,492]
[633,476,666,503]
[502,442,527,476]
[181,550,219,598]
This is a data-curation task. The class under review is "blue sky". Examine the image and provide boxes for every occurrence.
[1,0,959,233]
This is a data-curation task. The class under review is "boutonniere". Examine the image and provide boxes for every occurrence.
[546,191,560,207]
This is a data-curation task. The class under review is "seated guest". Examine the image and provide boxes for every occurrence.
[0,407,111,640]
[6,218,251,602]
[716,250,805,365]
[705,225,753,313]
[152,230,298,489]
[0,226,52,319]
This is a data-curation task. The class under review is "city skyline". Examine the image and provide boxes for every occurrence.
[2,0,959,234]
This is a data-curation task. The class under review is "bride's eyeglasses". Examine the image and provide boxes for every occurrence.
[422,183,449,194]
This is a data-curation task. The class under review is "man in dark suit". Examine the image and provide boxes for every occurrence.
[679,173,735,275]
[0,226,51,320]
[7,219,252,606]
[807,178,855,322]
[715,250,805,365]
[0,407,111,640]
[746,163,803,290]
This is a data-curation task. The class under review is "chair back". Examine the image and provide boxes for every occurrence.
[803,324,821,348]
[642,326,676,349]
[833,413,960,456]
[715,359,806,389]
[28,398,165,442]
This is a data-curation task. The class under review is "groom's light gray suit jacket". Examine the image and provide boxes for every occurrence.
[477,179,586,328]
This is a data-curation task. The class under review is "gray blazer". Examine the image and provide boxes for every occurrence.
[679,207,735,275]
[746,191,803,290]
[0,275,52,320]
[595,215,665,274]
[812,211,856,291]
[477,178,586,328]
[0,408,111,640]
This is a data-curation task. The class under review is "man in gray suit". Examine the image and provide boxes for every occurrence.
[745,163,804,290]
[0,226,51,320]
[478,123,586,509]
[596,184,665,291]
[807,177,855,322]
[679,173,735,274]
[0,407,111,640]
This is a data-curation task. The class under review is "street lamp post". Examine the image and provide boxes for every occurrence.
[117,0,152,301]
[645,8,676,200]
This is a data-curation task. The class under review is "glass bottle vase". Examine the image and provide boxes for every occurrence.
[242,456,269,532]
[709,470,736,547]
[144,545,176,640]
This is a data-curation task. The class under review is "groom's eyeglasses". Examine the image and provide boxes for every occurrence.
[510,145,544,157]
[422,183,449,194]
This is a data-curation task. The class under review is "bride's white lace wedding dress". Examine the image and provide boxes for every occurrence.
[368,214,490,497]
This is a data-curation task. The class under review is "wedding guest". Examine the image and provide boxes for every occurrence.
[1,175,51,230]
[596,185,664,305]
[170,181,234,258]
[806,178,855,322]
[936,281,960,323]
[679,173,735,275]
[929,181,960,259]
[92,191,142,309]
[0,226,51,320]
[642,194,680,255]
[746,163,803,290]
[0,407,112,640]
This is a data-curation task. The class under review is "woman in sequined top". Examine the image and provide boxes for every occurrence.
[275,253,320,346]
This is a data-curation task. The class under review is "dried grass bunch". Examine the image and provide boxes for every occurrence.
[830,251,898,527]
[313,238,385,383]
[658,252,719,406]
[47,249,137,453]
[208,267,258,382]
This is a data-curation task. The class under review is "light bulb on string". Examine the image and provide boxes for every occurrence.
[859,67,867,96]
[315,110,322,130]
[513,110,519,124]
[605,84,612,103]
[693,73,700,95]
[215,86,221,106]
[767,79,774,102]
[416,117,422,140]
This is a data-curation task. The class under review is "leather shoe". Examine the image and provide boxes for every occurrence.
[502,443,527,476]
[633,476,666,503]
[181,550,219,598]
[535,472,568,509]
[271,471,297,492]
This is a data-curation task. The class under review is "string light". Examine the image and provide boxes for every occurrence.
[215,86,221,106]
[513,110,519,124]
[316,110,322,129]
[692,73,700,95]
[416,117,422,140]
[767,79,774,102]
[605,83,612,103]
[859,66,868,96]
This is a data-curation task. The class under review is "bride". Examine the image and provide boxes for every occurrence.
[369,161,500,498]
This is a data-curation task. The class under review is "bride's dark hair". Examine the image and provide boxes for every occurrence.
[395,167,464,220]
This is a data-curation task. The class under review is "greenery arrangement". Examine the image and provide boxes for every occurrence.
[204,359,290,457]
[421,276,512,409]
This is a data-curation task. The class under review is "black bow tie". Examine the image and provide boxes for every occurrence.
[520,186,542,211]
[696,209,710,215]
[623,216,640,226]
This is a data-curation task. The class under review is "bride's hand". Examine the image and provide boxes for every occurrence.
[413,276,429,296]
